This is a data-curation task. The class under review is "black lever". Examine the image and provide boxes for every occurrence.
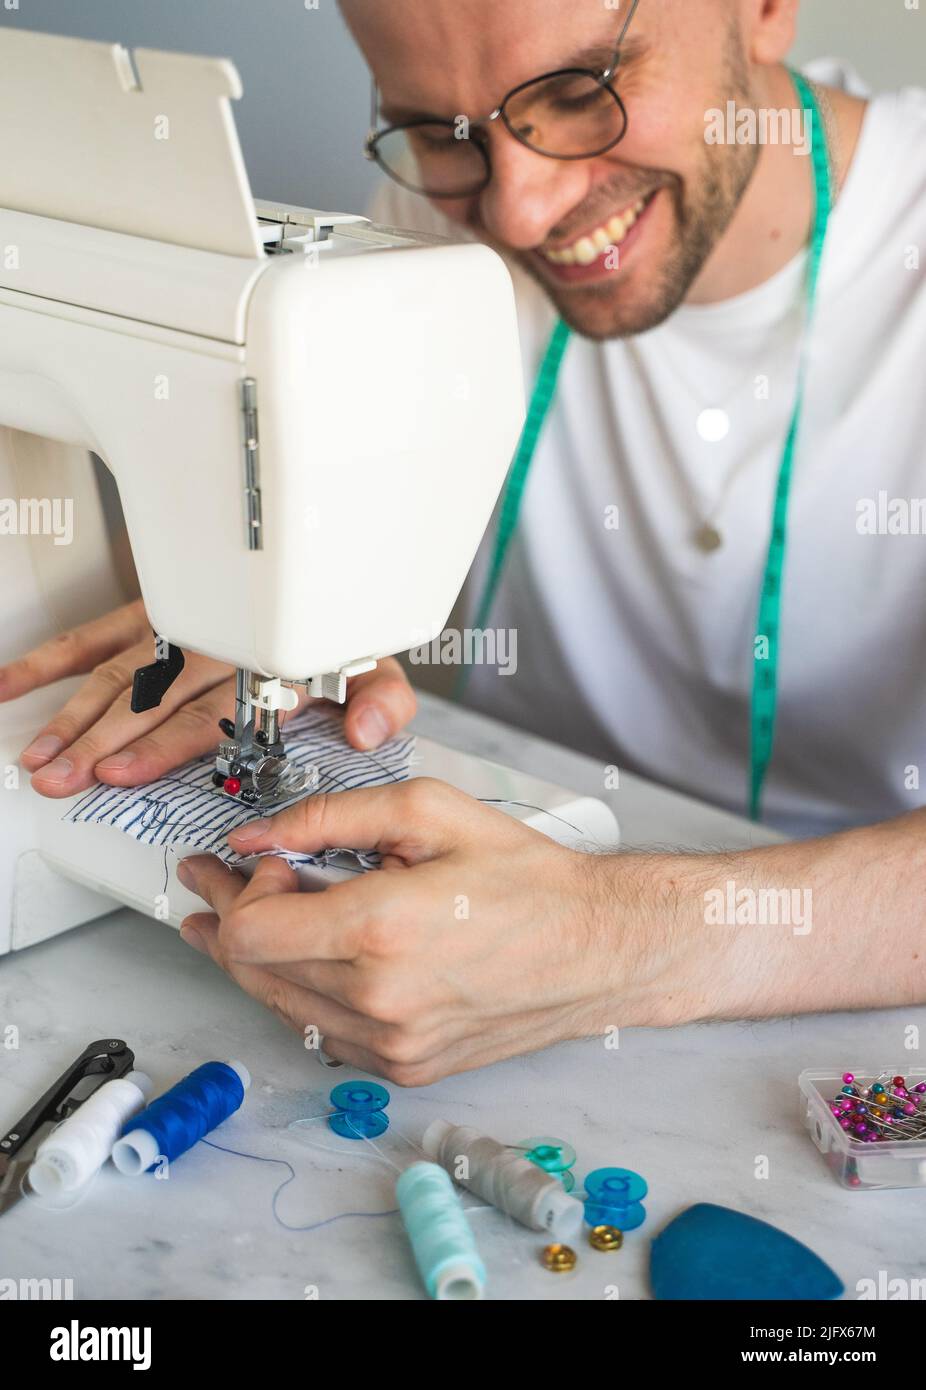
[131,632,185,712]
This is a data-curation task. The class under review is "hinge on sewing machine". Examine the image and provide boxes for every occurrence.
[240,377,262,551]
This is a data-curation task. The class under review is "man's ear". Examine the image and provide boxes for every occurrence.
[748,0,800,65]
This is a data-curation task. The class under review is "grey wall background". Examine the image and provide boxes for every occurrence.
[793,0,923,95]
[1,1,921,212]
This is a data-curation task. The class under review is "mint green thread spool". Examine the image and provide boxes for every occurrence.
[395,1161,486,1301]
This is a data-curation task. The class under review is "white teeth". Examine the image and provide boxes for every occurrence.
[573,236,598,266]
[542,195,651,267]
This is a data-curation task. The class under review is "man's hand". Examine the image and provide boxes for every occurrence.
[1,599,416,798]
[176,780,926,1080]
[175,779,633,1085]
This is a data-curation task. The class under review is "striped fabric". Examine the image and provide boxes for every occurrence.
[63,705,416,871]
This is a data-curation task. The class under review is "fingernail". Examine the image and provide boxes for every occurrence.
[96,751,136,772]
[22,734,64,764]
[176,860,196,889]
[36,755,73,783]
[353,706,389,750]
[179,923,206,954]
[228,817,271,845]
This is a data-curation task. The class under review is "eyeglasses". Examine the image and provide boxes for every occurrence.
[364,0,641,199]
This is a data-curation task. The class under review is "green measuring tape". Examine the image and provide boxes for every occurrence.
[470,316,573,633]
[464,70,833,823]
[749,72,832,818]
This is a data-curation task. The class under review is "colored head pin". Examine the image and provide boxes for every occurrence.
[828,1070,926,1143]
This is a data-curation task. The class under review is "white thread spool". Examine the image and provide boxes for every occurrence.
[28,1071,152,1196]
[422,1119,584,1240]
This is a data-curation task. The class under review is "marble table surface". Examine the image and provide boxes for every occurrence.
[1,693,922,1301]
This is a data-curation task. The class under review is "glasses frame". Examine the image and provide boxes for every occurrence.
[364,0,642,199]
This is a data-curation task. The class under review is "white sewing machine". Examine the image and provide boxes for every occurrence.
[0,28,618,954]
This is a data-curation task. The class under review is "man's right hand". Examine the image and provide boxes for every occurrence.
[1,599,417,799]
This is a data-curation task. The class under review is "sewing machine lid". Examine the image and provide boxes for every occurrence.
[0,27,263,260]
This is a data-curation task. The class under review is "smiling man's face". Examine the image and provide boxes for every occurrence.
[341,0,782,339]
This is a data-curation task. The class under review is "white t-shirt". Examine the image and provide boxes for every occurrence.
[370,64,926,837]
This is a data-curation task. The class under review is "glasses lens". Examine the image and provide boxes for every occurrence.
[372,123,489,197]
[503,71,626,158]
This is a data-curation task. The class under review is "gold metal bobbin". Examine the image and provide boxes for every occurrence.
[589,1225,623,1252]
[541,1243,577,1273]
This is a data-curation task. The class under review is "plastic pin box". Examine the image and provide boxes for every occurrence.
[800,1069,926,1191]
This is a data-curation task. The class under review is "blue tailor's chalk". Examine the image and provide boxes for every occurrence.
[650,1203,844,1301]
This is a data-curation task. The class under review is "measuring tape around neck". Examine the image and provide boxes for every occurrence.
[464,70,833,823]
[749,71,832,819]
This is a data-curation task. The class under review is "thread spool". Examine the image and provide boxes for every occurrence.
[112,1060,249,1175]
[422,1119,584,1240]
[28,1071,152,1197]
[396,1161,486,1301]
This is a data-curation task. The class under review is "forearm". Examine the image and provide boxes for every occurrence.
[590,809,926,1026]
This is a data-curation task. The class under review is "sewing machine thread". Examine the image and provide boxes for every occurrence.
[112,1060,249,1175]
[422,1119,584,1240]
[396,1161,486,1300]
[28,1071,151,1196]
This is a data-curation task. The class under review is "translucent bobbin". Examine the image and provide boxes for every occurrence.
[519,1135,578,1193]
[582,1166,648,1230]
[328,1081,390,1140]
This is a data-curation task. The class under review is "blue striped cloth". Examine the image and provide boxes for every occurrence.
[63,704,416,871]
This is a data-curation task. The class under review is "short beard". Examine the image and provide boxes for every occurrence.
[522,27,762,341]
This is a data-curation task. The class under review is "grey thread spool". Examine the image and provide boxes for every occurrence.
[422,1119,584,1240]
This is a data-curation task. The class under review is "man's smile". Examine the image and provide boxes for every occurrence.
[529,188,661,283]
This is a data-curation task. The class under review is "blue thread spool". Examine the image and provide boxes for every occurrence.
[328,1081,390,1139]
[583,1167,648,1230]
[519,1135,578,1193]
[111,1060,249,1175]
[396,1161,486,1300]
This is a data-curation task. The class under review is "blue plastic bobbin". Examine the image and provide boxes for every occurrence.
[328,1081,390,1140]
[582,1167,648,1231]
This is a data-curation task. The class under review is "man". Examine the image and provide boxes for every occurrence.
[4,0,924,1082]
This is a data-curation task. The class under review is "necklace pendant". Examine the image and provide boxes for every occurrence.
[694,523,723,553]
